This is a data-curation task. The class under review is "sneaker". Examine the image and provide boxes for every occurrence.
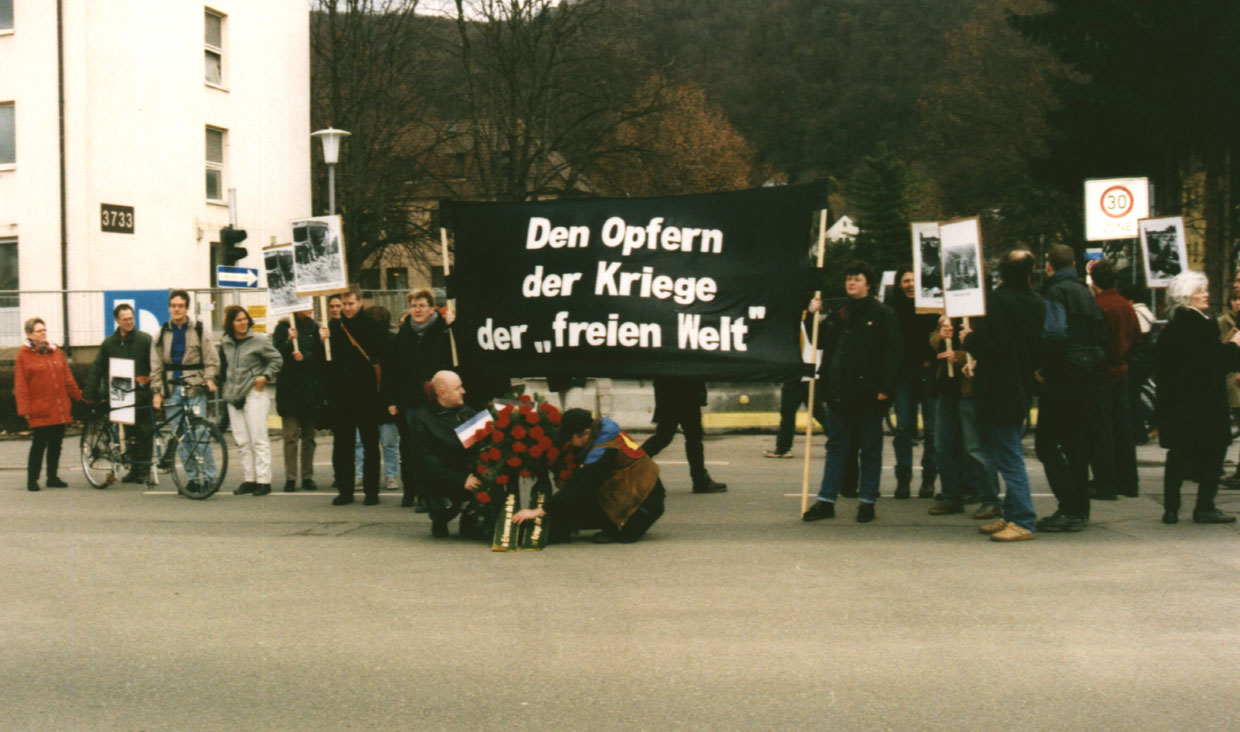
[763,449,793,459]
[234,482,256,495]
[990,523,1035,542]
[331,494,354,506]
[928,500,964,515]
[386,476,402,490]
[1219,475,1240,490]
[692,478,728,494]
[1192,510,1237,524]
[802,500,835,522]
[972,504,1001,520]
[283,480,297,493]
[856,503,876,523]
[978,518,1008,534]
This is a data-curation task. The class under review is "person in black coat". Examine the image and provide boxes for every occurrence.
[640,378,727,493]
[385,288,456,508]
[887,266,943,498]
[962,250,1045,541]
[803,260,902,524]
[318,290,389,506]
[1154,272,1240,524]
[272,309,324,492]
[408,370,483,537]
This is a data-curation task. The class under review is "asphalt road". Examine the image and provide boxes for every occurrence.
[1,432,1238,731]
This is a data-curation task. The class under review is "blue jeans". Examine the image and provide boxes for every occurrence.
[958,399,1000,507]
[981,419,1036,531]
[893,366,937,481]
[816,405,885,504]
[166,385,216,484]
[356,423,400,480]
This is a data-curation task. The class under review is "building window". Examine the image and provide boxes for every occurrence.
[386,267,409,292]
[205,126,225,201]
[358,269,381,291]
[204,9,224,86]
[0,103,13,166]
[0,0,12,32]
[0,238,17,308]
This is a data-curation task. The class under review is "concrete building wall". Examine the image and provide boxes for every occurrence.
[0,0,310,346]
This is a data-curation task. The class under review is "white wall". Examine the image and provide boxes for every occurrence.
[0,0,310,346]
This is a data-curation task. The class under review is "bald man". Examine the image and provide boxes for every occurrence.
[407,370,483,537]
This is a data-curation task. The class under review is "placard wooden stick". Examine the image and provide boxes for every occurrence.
[801,208,828,517]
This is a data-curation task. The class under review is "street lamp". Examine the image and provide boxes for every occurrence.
[311,127,351,216]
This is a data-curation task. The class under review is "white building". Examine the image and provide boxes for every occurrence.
[0,1,310,347]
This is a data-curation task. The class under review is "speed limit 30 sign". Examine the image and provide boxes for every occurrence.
[1084,177,1150,240]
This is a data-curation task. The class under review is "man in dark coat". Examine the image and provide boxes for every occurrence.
[803,260,902,524]
[640,378,727,493]
[512,408,665,544]
[384,288,455,508]
[318,289,388,506]
[963,250,1045,541]
[85,303,153,483]
[408,370,484,537]
[272,309,324,492]
[1034,244,1108,533]
[1154,272,1240,524]
[888,266,942,498]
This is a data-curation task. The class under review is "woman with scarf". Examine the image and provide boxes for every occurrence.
[14,317,82,491]
[385,288,455,508]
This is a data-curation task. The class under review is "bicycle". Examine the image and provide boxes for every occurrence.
[79,379,229,499]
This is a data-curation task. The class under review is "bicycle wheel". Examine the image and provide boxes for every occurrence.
[80,415,119,489]
[170,417,228,500]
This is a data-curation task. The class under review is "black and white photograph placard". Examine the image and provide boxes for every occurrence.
[911,221,943,311]
[263,243,313,316]
[440,184,828,381]
[1138,215,1188,288]
[939,217,986,318]
[290,215,349,297]
[108,357,135,425]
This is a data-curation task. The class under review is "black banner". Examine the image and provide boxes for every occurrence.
[441,184,827,381]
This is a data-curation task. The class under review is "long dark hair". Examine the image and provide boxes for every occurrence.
[223,305,253,338]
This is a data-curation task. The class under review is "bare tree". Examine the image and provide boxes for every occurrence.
[448,0,662,202]
[311,0,459,281]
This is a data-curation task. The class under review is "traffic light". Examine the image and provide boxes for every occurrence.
[220,226,248,265]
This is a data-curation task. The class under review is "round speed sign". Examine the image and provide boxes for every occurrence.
[1101,185,1134,219]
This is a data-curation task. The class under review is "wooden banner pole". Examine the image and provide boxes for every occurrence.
[800,208,828,516]
[440,227,459,368]
[319,296,332,361]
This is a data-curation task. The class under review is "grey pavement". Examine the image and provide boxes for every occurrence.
[1,432,1238,731]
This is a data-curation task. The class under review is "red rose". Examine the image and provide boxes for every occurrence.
[496,474,509,486]
[519,394,533,403]
[491,431,505,444]
[496,415,511,429]
[537,436,552,450]
[546,447,560,463]
[529,426,545,440]
[475,465,487,475]
[507,456,522,467]
[477,453,490,464]
[500,404,516,416]
[512,425,527,440]
[558,469,572,481]
[547,411,561,424]
[512,441,527,453]
[489,447,502,462]
[519,470,531,478]
[476,491,492,504]
[529,445,544,459]
[525,412,539,425]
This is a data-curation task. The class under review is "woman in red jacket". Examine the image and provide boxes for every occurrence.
[14,317,82,491]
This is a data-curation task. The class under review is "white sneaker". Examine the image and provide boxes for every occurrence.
[386,476,401,491]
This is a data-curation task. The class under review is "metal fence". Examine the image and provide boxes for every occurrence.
[0,288,419,353]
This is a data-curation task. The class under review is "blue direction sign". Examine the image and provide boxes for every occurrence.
[216,265,259,289]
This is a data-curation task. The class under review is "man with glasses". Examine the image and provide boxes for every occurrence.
[86,304,154,483]
[150,289,220,493]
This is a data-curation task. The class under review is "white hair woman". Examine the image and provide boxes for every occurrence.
[1154,272,1240,523]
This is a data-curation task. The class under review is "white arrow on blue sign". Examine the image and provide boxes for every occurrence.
[217,265,260,289]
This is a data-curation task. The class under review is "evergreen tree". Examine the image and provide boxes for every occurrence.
[850,145,910,274]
